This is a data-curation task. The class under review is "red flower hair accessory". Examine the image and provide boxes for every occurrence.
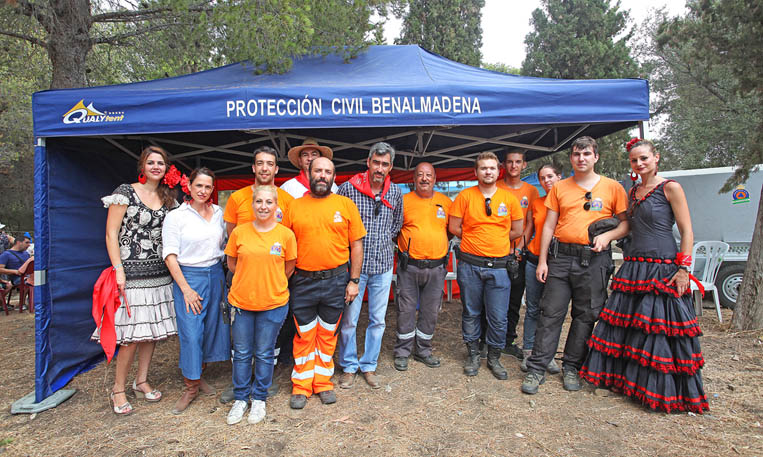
[625,138,641,152]
[163,165,182,188]
[180,174,190,195]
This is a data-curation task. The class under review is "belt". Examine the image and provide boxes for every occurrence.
[406,256,447,269]
[556,241,609,257]
[525,252,540,265]
[457,250,510,269]
[295,263,349,280]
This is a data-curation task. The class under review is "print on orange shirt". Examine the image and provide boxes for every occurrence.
[398,191,453,260]
[545,176,627,245]
[450,186,523,258]
[223,185,294,226]
[282,193,366,271]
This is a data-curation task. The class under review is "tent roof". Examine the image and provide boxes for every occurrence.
[32,44,649,173]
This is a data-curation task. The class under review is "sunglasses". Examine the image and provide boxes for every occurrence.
[583,192,592,211]
[374,194,383,216]
[485,197,492,216]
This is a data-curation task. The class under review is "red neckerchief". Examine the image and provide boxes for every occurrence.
[349,171,394,208]
[295,170,311,196]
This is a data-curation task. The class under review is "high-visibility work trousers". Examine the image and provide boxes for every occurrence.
[289,272,347,396]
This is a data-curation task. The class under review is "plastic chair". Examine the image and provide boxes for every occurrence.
[7,259,34,313]
[0,284,10,315]
[690,241,729,322]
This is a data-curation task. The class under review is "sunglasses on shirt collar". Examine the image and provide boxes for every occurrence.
[374,194,382,216]
[583,191,592,211]
[484,197,492,216]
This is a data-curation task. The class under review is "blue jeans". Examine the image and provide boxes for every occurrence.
[231,304,288,401]
[338,268,393,373]
[173,263,231,380]
[522,261,544,351]
[457,261,511,348]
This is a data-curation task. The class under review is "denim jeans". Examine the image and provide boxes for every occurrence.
[173,262,230,380]
[457,261,511,348]
[522,261,544,351]
[231,304,288,401]
[338,268,393,373]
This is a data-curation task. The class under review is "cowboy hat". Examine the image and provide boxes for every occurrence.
[287,138,333,169]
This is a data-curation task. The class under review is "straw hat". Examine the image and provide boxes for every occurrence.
[287,138,333,169]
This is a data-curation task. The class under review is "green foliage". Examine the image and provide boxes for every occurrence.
[481,62,520,75]
[521,0,640,179]
[654,0,763,191]
[395,0,484,67]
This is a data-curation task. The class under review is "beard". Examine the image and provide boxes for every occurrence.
[309,176,333,197]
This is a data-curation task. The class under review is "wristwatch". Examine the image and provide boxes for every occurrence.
[349,277,360,284]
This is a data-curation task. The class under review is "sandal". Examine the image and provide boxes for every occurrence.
[132,380,162,402]
[110,390,133,415]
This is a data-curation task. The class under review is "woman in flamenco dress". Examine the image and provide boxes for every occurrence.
[579,138,709,414]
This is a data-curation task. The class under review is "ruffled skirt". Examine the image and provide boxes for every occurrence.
[580,259,709,414]
[92,282,177,344]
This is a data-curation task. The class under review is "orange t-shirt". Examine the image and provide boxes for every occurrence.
[397,191,453,260]
[224,223,297,311]
[223,185,294,226]
[450,186,523,258]
[282,193,367,271]
[498,180,539,248]
[546,176,627,245]
[527,196,548,256]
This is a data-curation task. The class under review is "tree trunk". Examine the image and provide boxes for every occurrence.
[731,183,763,330]
[47,0,93,89]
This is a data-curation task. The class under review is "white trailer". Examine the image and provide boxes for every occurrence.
[660,166,761,308]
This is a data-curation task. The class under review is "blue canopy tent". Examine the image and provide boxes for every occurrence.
[31,45,649,404]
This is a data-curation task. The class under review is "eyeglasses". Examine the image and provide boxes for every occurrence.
[583,192,592,211]
[484,197,492,216]
[374,194,382,216]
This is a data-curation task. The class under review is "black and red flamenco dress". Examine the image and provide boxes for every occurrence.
[580,180,709,414]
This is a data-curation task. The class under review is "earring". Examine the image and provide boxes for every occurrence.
[630,171,638,181]
[138,172,147,184]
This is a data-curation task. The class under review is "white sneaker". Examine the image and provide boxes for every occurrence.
[226,400,248,425]
[247,399,266,424]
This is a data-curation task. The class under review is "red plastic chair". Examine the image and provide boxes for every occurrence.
[0,284,10,315]
[8,259,33,313]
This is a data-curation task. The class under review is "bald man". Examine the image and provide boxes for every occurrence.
[393,163,453,371]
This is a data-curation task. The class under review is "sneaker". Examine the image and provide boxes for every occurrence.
[413,353,441,368]
[219,384,235,404]
[547,359,561,375]
[318,389,337,405]
[289,394,307,409]
[521,372,546,395]
[393,356,409,371]
[226,400,248,425]
[562,367,581,391]
[247,399,266,424]
[502,343,524,360]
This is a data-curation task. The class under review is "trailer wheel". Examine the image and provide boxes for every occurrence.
[715,263,745,310]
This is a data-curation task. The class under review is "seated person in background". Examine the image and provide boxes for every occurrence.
[0,235,32,286]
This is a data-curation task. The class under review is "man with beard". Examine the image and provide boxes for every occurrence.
[222,145,295,401]
[393,162,452,372]
[449,152,523,380]
[281,138,338,198]
[337,142,403,390]
[282,157,366,409]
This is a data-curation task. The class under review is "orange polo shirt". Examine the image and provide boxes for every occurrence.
[497,180,539,219]
[527,196,548,257]
[450,186,523,258]
[282,193,366,271]
[397,191,453,260]
[546,176,627,245]
[225,223,297,311]
[223,185,294,226]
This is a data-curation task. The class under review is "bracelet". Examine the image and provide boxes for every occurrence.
[113,263,123,270]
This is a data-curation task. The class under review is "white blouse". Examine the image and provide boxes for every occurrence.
[162,202,226,267]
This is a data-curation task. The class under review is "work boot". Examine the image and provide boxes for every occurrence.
[486,346,508,380]
[463,341,481,376]
[520,349,532,372]
[521,371,545,395]
[171,378,201,415]
[502,342,524,360]
[479,341,488,360]
[547,358,561,375]
[219,384,235,404]
[394,356,409,371]
[199,378,216,397]
[562,366,582,391]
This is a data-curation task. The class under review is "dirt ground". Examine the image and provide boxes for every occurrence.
[1,298,761,457]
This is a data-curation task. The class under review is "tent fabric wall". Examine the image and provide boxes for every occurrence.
[32,45,650,403]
